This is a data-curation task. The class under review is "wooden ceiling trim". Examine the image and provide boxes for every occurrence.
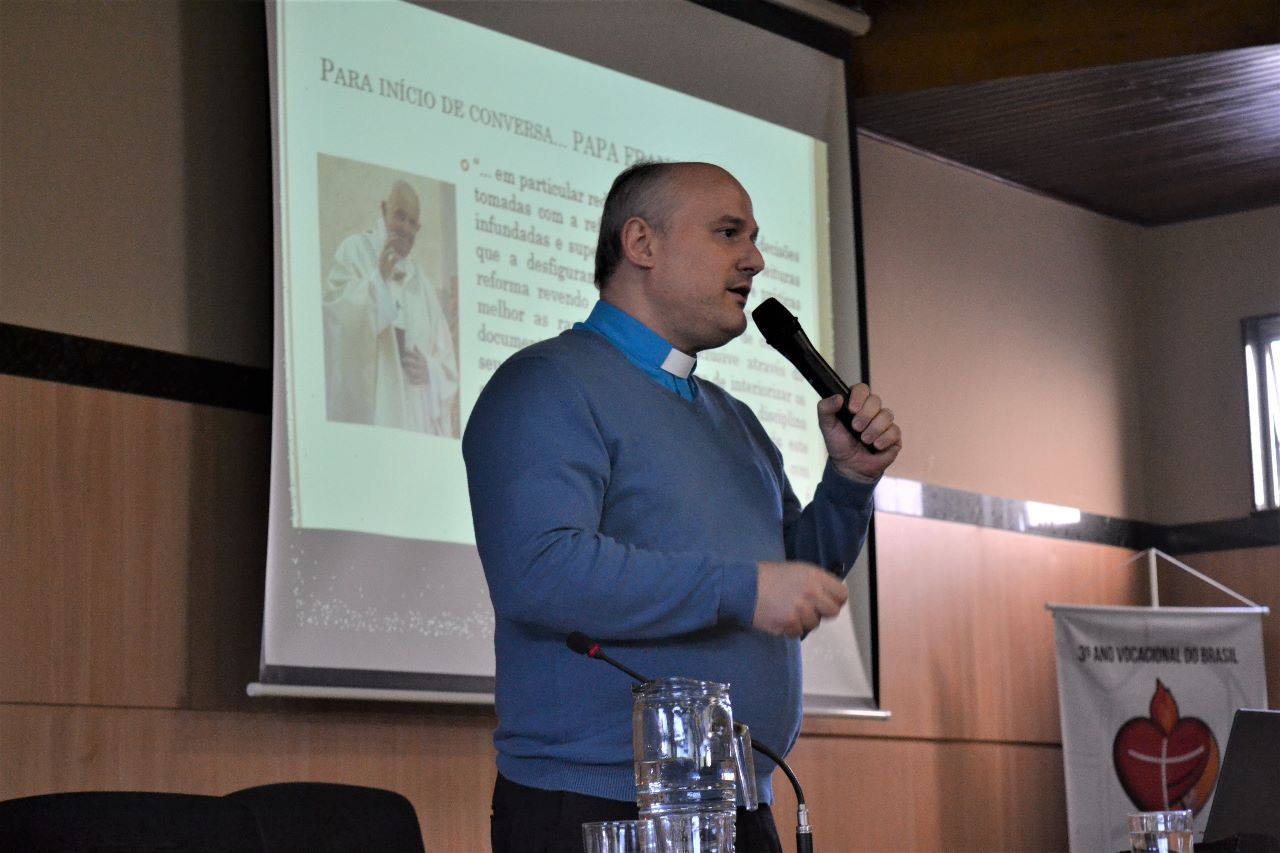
[844,0,1279,97]
[855,45,1280,225]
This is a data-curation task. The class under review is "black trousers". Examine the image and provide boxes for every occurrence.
[491,773,783,853]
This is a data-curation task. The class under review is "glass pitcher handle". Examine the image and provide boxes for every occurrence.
[733,722,759,812]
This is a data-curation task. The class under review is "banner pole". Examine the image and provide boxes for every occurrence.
[1147,548,1160,607]
[1116,547,1265,610]
[1152,548,1265,609]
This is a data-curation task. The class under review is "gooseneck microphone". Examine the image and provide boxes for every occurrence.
[751,297,866,447]
[566,631,816,853]
[566,631,652,684]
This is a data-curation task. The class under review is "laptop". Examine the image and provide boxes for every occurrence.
[1203,709,1280,845]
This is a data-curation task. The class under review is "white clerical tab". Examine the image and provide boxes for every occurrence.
[660,348,695,379]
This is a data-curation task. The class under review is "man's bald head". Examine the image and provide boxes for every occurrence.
[382,179,421,258]
[386,179,419,210]
[594,162,732,289]
[589,161,762,354]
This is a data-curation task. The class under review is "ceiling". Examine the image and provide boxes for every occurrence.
[833,0,1280,225]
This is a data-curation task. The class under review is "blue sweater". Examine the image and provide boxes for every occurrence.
[462,321,875,804]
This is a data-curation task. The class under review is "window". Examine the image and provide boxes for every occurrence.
[1243,313,1280,511]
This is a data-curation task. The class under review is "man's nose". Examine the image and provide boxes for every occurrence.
[741,243,765,274]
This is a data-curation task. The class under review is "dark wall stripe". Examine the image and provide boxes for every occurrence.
[874,477,1279,553]
[874,478,1162,549]
[0,322,269,414]
[1152,511,1280,554]
[3,322,1275,554]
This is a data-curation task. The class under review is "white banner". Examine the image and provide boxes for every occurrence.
[1050,605,1268,853]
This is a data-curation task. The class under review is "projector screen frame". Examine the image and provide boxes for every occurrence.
[256,0,883,717]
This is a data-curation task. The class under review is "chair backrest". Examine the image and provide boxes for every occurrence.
[0,790,267,853]
[225,781,426,853]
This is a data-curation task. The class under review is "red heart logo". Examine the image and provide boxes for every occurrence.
[1112,680,1219,814]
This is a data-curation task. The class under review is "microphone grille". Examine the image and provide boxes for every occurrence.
[566,631,593,656]
[751,297,798,344]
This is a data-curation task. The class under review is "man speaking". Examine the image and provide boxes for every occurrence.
[463,162,901,853]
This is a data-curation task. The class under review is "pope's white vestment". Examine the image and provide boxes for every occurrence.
[323,217,458,434]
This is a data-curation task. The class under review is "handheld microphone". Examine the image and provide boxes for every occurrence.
[566,631,815,852]
[751,297,866,447]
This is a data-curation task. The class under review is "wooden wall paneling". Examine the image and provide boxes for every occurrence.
[0,374,272,711]
[0,703,497,852]
[771,733,1067,852]
[10,372,1254,852]
[0,701,1075,853]
[1,375,190,708]
[804,513,1143,743]
[1160,546,1280,706]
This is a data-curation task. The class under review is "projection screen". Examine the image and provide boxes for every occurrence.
[256,0,882,716]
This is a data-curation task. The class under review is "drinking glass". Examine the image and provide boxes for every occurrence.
[582,819,651,853]
[1128,810,1194,853]
[641,811,736,853]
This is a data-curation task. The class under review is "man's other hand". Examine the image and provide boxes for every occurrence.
[818,383,902,483]
[401,346,429,385]
[753,561,849,637]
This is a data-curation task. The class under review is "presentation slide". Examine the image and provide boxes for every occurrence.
[281,1,828,543]
[262,0,874,707]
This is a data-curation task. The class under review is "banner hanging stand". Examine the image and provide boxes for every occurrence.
[1113,547,1266,611]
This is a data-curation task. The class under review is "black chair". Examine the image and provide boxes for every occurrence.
[225,782,426,853]
[0,790,267,852]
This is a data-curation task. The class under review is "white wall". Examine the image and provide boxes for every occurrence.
[0,1,271,368]
[858,134,1150,520]
[1136,206,1280,524]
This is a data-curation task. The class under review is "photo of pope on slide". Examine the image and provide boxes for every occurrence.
[317,153,460,437]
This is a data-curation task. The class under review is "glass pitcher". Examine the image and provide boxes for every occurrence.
[631,677,758,819]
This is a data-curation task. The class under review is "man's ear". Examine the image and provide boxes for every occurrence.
[619,217,657,270]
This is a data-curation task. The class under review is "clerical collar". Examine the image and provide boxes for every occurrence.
[575,301,699,400]
[660,347,695,379]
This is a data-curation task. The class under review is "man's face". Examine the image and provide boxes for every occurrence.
[381,186,421,258]
[644,166,765,354]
